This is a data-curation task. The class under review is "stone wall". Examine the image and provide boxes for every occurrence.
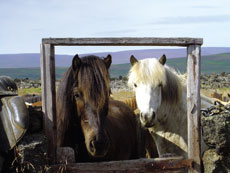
[202,103,230,172]
[201,72,230,89]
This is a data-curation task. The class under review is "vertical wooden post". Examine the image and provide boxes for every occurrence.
[187,45,201,173]
[40,44,57,164]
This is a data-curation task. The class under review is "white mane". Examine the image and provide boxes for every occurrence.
[128,58,167,88]
[128,58,185,107]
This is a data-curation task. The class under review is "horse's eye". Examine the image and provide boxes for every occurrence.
[74,92,81,99]
[134,83,137,88]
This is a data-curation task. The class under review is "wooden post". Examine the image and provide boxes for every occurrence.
[40,44,57,164]
[187,45,201,173]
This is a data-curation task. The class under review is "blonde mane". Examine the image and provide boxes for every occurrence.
[128,58,184,106]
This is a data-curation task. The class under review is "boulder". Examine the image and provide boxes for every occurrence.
[203,149,230,173]
[201,103,230,172]
[201,103,230,154]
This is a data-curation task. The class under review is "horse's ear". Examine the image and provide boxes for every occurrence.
[130,55,138,66]
[72,54,82,71]
[104,54,112,69]
[159,54,166,65]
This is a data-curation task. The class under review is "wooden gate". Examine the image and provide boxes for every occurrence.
[40,37,202,173]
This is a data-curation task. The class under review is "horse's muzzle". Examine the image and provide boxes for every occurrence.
[88,133,109,158]
[140,112,155,128]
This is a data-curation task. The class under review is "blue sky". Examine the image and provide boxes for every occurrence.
[1,0,230,54]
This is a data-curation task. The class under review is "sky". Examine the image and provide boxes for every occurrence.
[0,0,230,55]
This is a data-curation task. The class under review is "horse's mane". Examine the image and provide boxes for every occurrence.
[122,96,137,111]
[128,58,184,105]
[56,55,111,147]
[56,67,75,147]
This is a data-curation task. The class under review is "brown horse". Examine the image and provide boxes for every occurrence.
[56,54,141,162]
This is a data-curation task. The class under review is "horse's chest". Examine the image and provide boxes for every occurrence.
[148,128,188,156]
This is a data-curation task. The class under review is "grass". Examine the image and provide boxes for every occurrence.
[18,87,134,102]
[18,86,230,102]
[111,90,135,101]
[18,88,42,96]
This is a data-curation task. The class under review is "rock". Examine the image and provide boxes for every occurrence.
[203,149,230,173]
[201,72,230,89]
[57,147,75,164]
[110,78,130,92]
[14,78,41,89]
[22,94,42,103]
[201,103,230,154]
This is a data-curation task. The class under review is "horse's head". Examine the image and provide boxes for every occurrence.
[71,54,112,158]
[128,55,167,128]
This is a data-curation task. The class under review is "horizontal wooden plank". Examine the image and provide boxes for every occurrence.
[42,37,203,46]
[49,157,193,173]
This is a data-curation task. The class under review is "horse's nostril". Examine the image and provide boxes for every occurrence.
[89,140,95,150]
[140,113,148,120]
[90,139,104,149]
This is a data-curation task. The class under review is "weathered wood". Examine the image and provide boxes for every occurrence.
[49,157,193,173]
[187,45,201,173]
[42,37,203,46]
[40,44,57,164]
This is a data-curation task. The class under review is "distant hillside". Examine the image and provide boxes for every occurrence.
[167,53,230,74]
[0,53,229,80]
[0,47,230,68]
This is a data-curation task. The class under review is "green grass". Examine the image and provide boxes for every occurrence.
[18,88,42,96]
[167,53,230,74]
[0,53,229,80]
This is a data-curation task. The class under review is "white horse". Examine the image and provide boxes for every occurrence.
[127,54,213,158]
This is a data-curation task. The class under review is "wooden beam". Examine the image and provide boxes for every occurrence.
[42,37,203,46]
[40,44,57,164]
[187,45,201,173]
[49,157,193,173]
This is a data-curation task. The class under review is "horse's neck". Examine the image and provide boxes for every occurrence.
[158,88,187,133]
[150,88,188,157]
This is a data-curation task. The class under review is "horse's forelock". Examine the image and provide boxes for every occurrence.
[128,58,167,88]
[78,57,110,110]
[128,58,183,105]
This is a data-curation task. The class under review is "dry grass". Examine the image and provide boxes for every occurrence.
[111,90,135,101]
[201,88,230,98]
[18,87,230,102]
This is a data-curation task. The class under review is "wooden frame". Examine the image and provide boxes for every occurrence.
[40,37,202,173]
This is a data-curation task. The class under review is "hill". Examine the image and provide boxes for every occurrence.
[167,53,230,74]
[0,53,229,80]
[0,47,230,68]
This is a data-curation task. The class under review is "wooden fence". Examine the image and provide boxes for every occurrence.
[40,37,202,173]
